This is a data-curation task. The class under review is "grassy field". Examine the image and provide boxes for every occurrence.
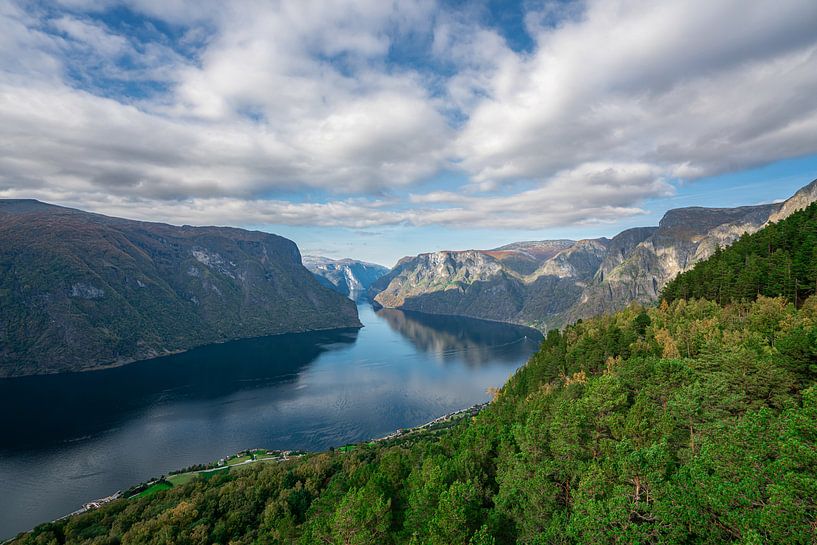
[166,472,201,486]
[226,455,253,465]
[129,481,172,499]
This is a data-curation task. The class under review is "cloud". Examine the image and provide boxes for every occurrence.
[0,0,816,231]
[1,161,671,229]
[456,0,817,186]
[0,0,450,200]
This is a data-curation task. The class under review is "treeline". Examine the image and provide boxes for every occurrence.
[662,202,817,305]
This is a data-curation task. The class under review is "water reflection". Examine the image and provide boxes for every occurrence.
[376,308,542,366]
[0,328,360,453]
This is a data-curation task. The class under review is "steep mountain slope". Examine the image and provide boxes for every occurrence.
[370,240,611,328]
[302,255,388,296]
[566,180,817,322]
[0,200,360,377]
[371,180,817,329]
[483,240,575,274]
[662,201,817,305]
[14,295,817,544]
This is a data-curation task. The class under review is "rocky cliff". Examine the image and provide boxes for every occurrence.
[371,179,817,330]
[302,256,388,296]
[0,200,361,376]
[370,240,611,328]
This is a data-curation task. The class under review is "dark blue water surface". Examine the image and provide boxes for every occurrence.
[0,302,540,540]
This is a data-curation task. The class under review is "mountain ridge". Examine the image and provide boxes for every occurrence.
[370,179,817,329]
[0,200,361,377]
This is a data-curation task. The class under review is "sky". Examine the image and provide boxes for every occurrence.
[1,0,817,267]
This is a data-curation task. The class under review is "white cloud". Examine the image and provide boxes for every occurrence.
[456,0,817,187]
[0,0,450,199]
[0,0,816,231]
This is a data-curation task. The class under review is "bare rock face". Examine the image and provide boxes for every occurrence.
[371,251,522,322]
[536,239,610,279]
[370,241,612,328]
[485,240,576,274]
[565,181,817,324]
[370,179,817,330]
[302,256,389,296]
[564,204,777,322]
[0,200,361,377]
[768,179,817,223]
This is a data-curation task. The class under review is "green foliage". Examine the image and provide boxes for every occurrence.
[9,205,817,543]
[13,294,816,545]
[663,202,817,306]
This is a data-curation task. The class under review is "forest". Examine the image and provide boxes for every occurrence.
[662,202,817,306]
[12,210,817,545]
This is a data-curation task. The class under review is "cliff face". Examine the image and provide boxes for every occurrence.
[302,256,389,296]
[371,251,524,322]
[371,180,817,329]
[0,200,361,377]
[564,205,778,321]
[370,240,613,328]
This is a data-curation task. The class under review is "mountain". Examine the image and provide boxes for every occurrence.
[662,200,817,306]
[301,255,389,296]
[370,240,610,328]
[371,180,817,329]
[482,240,575,274]
[0,200,361,377]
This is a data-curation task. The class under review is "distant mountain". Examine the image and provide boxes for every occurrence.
[369,239,609,328]
[482,240,575,274]
[302,256,389,296]
[370,180,817,329]
[0,200,361,377]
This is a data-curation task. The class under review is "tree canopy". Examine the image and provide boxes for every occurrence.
[663,202,817,306]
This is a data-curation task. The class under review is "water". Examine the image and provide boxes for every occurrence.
[0,302,540,540]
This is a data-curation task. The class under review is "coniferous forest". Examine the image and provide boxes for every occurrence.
[12,213,817,544]
[663,202,817,306]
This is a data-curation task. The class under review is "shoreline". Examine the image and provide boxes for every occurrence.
[376,305,548,336]
[4,401,490,544]
[0,322,363,380]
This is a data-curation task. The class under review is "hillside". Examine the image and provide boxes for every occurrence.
[11,296,817,543]
[662,201,817,306]
[0,200,361,377]
[370,180,817,329]
[302,255,389,296]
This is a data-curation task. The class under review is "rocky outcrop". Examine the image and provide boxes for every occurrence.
[0,200,361,377]
[483,240,576,274]
[371,179,817,330]
[565,180,817,323]
[302,256,388,296]
[370,240,611,329]
[371,251,526,322]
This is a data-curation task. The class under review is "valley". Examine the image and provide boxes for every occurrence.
[3,2,817,543]
[302,256,389,296]
[9,200,817,544]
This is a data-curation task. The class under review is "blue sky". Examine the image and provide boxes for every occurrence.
[1,0,817,266]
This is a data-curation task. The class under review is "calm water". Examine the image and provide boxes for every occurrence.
[0,302,540,540]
